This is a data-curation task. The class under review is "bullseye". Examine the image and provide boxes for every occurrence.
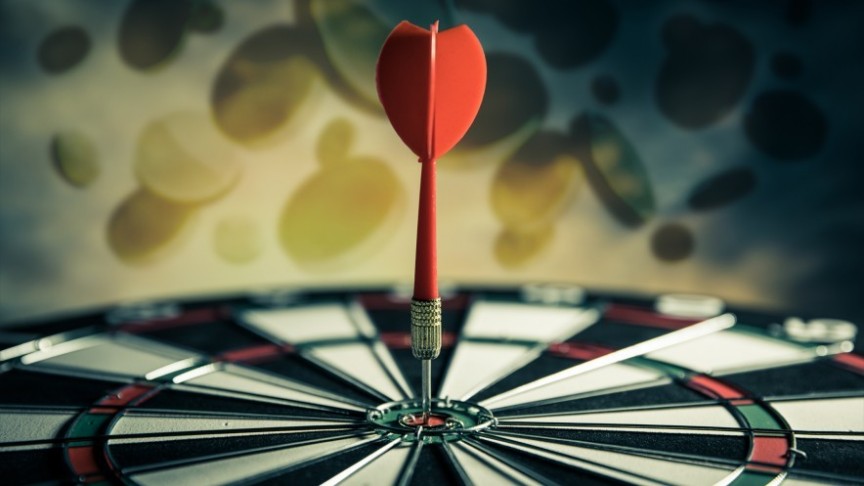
[366,398,496,443]
[399,413,447,428]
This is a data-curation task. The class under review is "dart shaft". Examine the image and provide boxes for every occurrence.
[413,160,437,300]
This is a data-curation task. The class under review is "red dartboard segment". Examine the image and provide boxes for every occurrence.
[217,343,295,364]
[89,383,154,414]
[748,436,791,468]
[547,342,614,361]
[603,304,700,329]
[66,445,102,477]
[834,352,864,375]
[118,307,230,333]
[686,374,747,400]
[376,21,486,162]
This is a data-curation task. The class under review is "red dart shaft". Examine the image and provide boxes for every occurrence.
[413,158,437,300]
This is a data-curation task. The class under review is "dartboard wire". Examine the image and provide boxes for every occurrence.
[484,378,679,414]
[460,437,564,486]
[495,422,744,438]
[20,332,205,369]
[319,435,403,486]
[493,422,863,437]
[494,393,860,420]
[494,397,732,419]
[15,332,208,382]
[0,423,372,450]
[486,428,744,468]
[0,326,101,363]
[6,331,209,384]
[0,404,99,414]
[116,430,381,474]
[0,402,365,422]
[481,314,736,408]
[448,439,548,485]
[761,390,864,401]
[0,404,368,429]
[3,360,142,385]
[395,437,425,486]
[483,368,704,414]
[474,433,672,486]
[347,299,415,398]
[19,358,199,385]
[101,408,364,437]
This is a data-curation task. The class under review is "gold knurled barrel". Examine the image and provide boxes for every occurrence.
[411,298,442,359]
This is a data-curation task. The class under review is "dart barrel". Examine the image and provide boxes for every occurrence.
[411,298,442,359]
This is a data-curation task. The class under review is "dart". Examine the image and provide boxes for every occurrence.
[376,20,487,420]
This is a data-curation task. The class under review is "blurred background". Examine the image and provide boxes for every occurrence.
[1,0,862,324]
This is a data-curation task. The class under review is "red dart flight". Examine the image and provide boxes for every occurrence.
[376,20,486,301]
[376,20,486,418]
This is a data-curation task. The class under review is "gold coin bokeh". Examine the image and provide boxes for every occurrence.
[135,112,241,204]
[212,27,324,146]
[107,190,197,264]
[279,119,403,269]
[213,215,263,264]
[490,131,584,266]
[491,154,582,231]
[495,225,556,268]
[51,130,100,188]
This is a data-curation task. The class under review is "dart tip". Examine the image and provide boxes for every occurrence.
[431,20,439,32]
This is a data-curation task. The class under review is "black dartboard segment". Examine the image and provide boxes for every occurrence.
[0,287,861,485]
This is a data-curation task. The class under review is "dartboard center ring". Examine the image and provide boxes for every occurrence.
[367,398,496,442]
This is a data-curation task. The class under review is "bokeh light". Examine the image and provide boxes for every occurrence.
[1,0,862,325]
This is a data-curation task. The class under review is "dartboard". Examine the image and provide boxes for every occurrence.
[1,286,862,485]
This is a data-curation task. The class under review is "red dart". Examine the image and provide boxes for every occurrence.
[376,20,486,419]
[376,20,486,300]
